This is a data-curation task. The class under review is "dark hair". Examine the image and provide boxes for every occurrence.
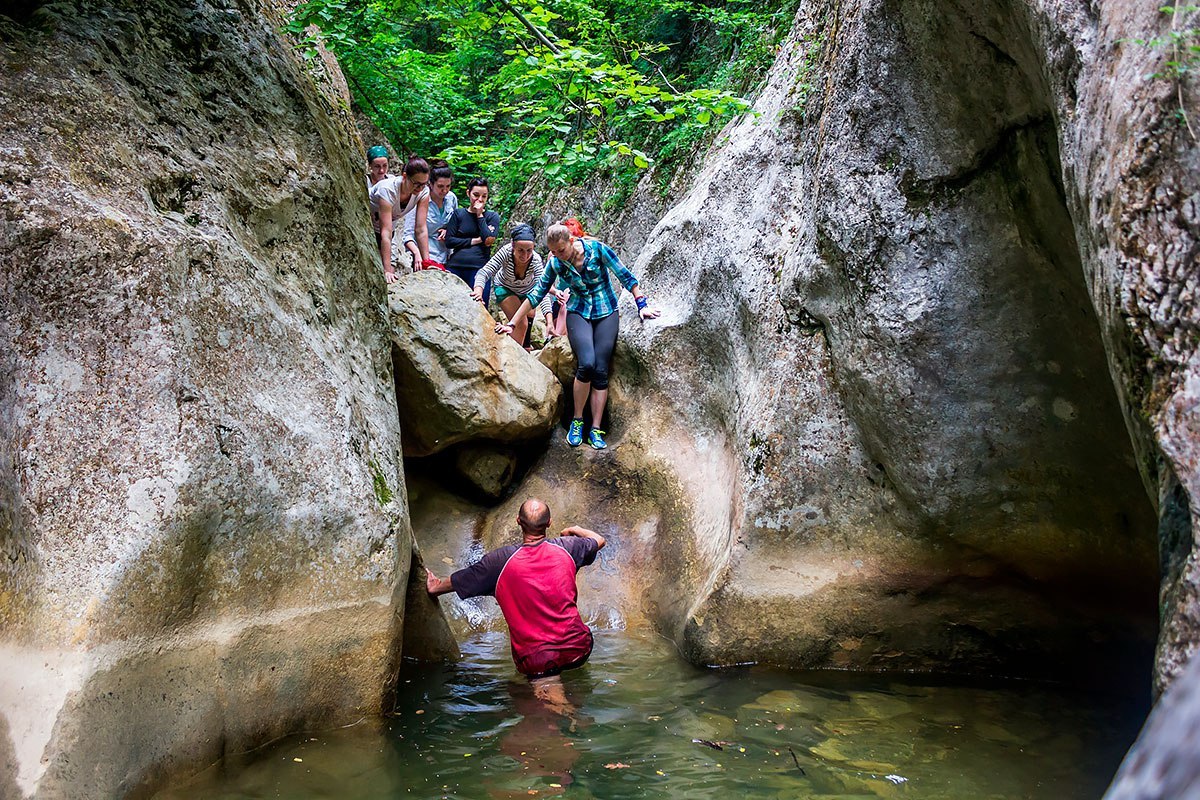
[467,177,489,193]
[404,156,430,177]
[429,158,453,182]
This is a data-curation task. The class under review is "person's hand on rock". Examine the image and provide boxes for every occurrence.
[386,270,398,284]
[639,304,660,320]
[470,286,484,302]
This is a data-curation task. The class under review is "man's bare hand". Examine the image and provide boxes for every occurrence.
[426,568,440,595]
[560,526,605,550]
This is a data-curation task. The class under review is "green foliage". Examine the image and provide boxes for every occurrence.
[1126,4,1199,138]
[286,0,798,214]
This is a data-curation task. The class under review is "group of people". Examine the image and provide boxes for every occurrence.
[365,145,661,452]
[367,147,656,701]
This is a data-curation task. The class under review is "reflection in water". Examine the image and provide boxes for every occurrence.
[490,677,588,798]
[158,630,1146,799]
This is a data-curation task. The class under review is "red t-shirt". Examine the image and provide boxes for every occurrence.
[452,537,598,676]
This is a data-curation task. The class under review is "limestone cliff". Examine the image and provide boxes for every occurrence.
[615,0,1195,686]
[427,0,1198,691]
[0,3,422,797]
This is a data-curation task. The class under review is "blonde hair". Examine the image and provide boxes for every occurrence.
[546,223,572,244]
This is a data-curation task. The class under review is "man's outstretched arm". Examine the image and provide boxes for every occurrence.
[562,526,606,551]
[426,568,455,597]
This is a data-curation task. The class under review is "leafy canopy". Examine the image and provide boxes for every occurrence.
[288,0,797,213]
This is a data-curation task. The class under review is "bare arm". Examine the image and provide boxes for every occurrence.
[475,242,509,300]
[496,298,533,333]
[379,197,397,283]
[426,568,455,597]
[561,525,606,551]
[414,194,430,263]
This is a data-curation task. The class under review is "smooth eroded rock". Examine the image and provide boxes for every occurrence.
[388,270,561,457]
[0,3,444,797]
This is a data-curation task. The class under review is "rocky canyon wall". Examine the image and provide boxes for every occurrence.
[597,0,1195,683]
[0,3,420,797]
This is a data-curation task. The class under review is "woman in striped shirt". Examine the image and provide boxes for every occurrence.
[473,224,554,347]
[496,222,659,450]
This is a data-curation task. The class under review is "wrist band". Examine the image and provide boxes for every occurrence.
[635,296,648,311]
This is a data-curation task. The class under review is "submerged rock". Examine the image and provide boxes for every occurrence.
[451,441,521,501]
[388,270,561,457]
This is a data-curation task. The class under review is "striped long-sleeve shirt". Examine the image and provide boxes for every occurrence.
[528,238,639,320]
[475,242,553,317]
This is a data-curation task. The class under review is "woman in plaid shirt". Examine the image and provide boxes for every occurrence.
[496,222,659,450]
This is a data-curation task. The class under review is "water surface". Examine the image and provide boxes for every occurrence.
[159,630,1144,799]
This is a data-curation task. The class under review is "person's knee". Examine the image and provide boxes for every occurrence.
[591,369,609,390]
[575,361,596,383]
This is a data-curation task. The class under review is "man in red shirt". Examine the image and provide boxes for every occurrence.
[425,498,606,680]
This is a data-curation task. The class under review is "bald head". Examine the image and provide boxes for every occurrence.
[517,498,551,535]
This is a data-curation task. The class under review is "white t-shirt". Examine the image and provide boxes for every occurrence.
[369,177,428,234]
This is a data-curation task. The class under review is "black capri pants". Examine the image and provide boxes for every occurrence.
[566,311,619,389]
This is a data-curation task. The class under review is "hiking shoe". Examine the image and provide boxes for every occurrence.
[567,418,585,447]
[588,429,607,450]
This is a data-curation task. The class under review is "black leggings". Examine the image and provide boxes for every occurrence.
[566,311,619,390]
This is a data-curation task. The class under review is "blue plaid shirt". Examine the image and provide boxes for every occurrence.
[528,238,640,320]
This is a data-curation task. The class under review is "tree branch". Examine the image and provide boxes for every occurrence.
[493,0,562,55]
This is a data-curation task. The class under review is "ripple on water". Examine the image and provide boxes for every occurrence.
[157,630,1145,800]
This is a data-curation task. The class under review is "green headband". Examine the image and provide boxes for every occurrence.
[367,145,389,162]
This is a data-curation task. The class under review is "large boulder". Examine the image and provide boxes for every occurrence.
[0,3,447,797]
[388,270,561,457]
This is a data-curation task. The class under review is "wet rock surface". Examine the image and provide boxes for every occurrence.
[387,270,562,457]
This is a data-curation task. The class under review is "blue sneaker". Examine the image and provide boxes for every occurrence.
[567,418,584,447]
[588,429,607,450]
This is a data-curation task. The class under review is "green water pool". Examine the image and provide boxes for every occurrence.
[158,629,1145,799]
